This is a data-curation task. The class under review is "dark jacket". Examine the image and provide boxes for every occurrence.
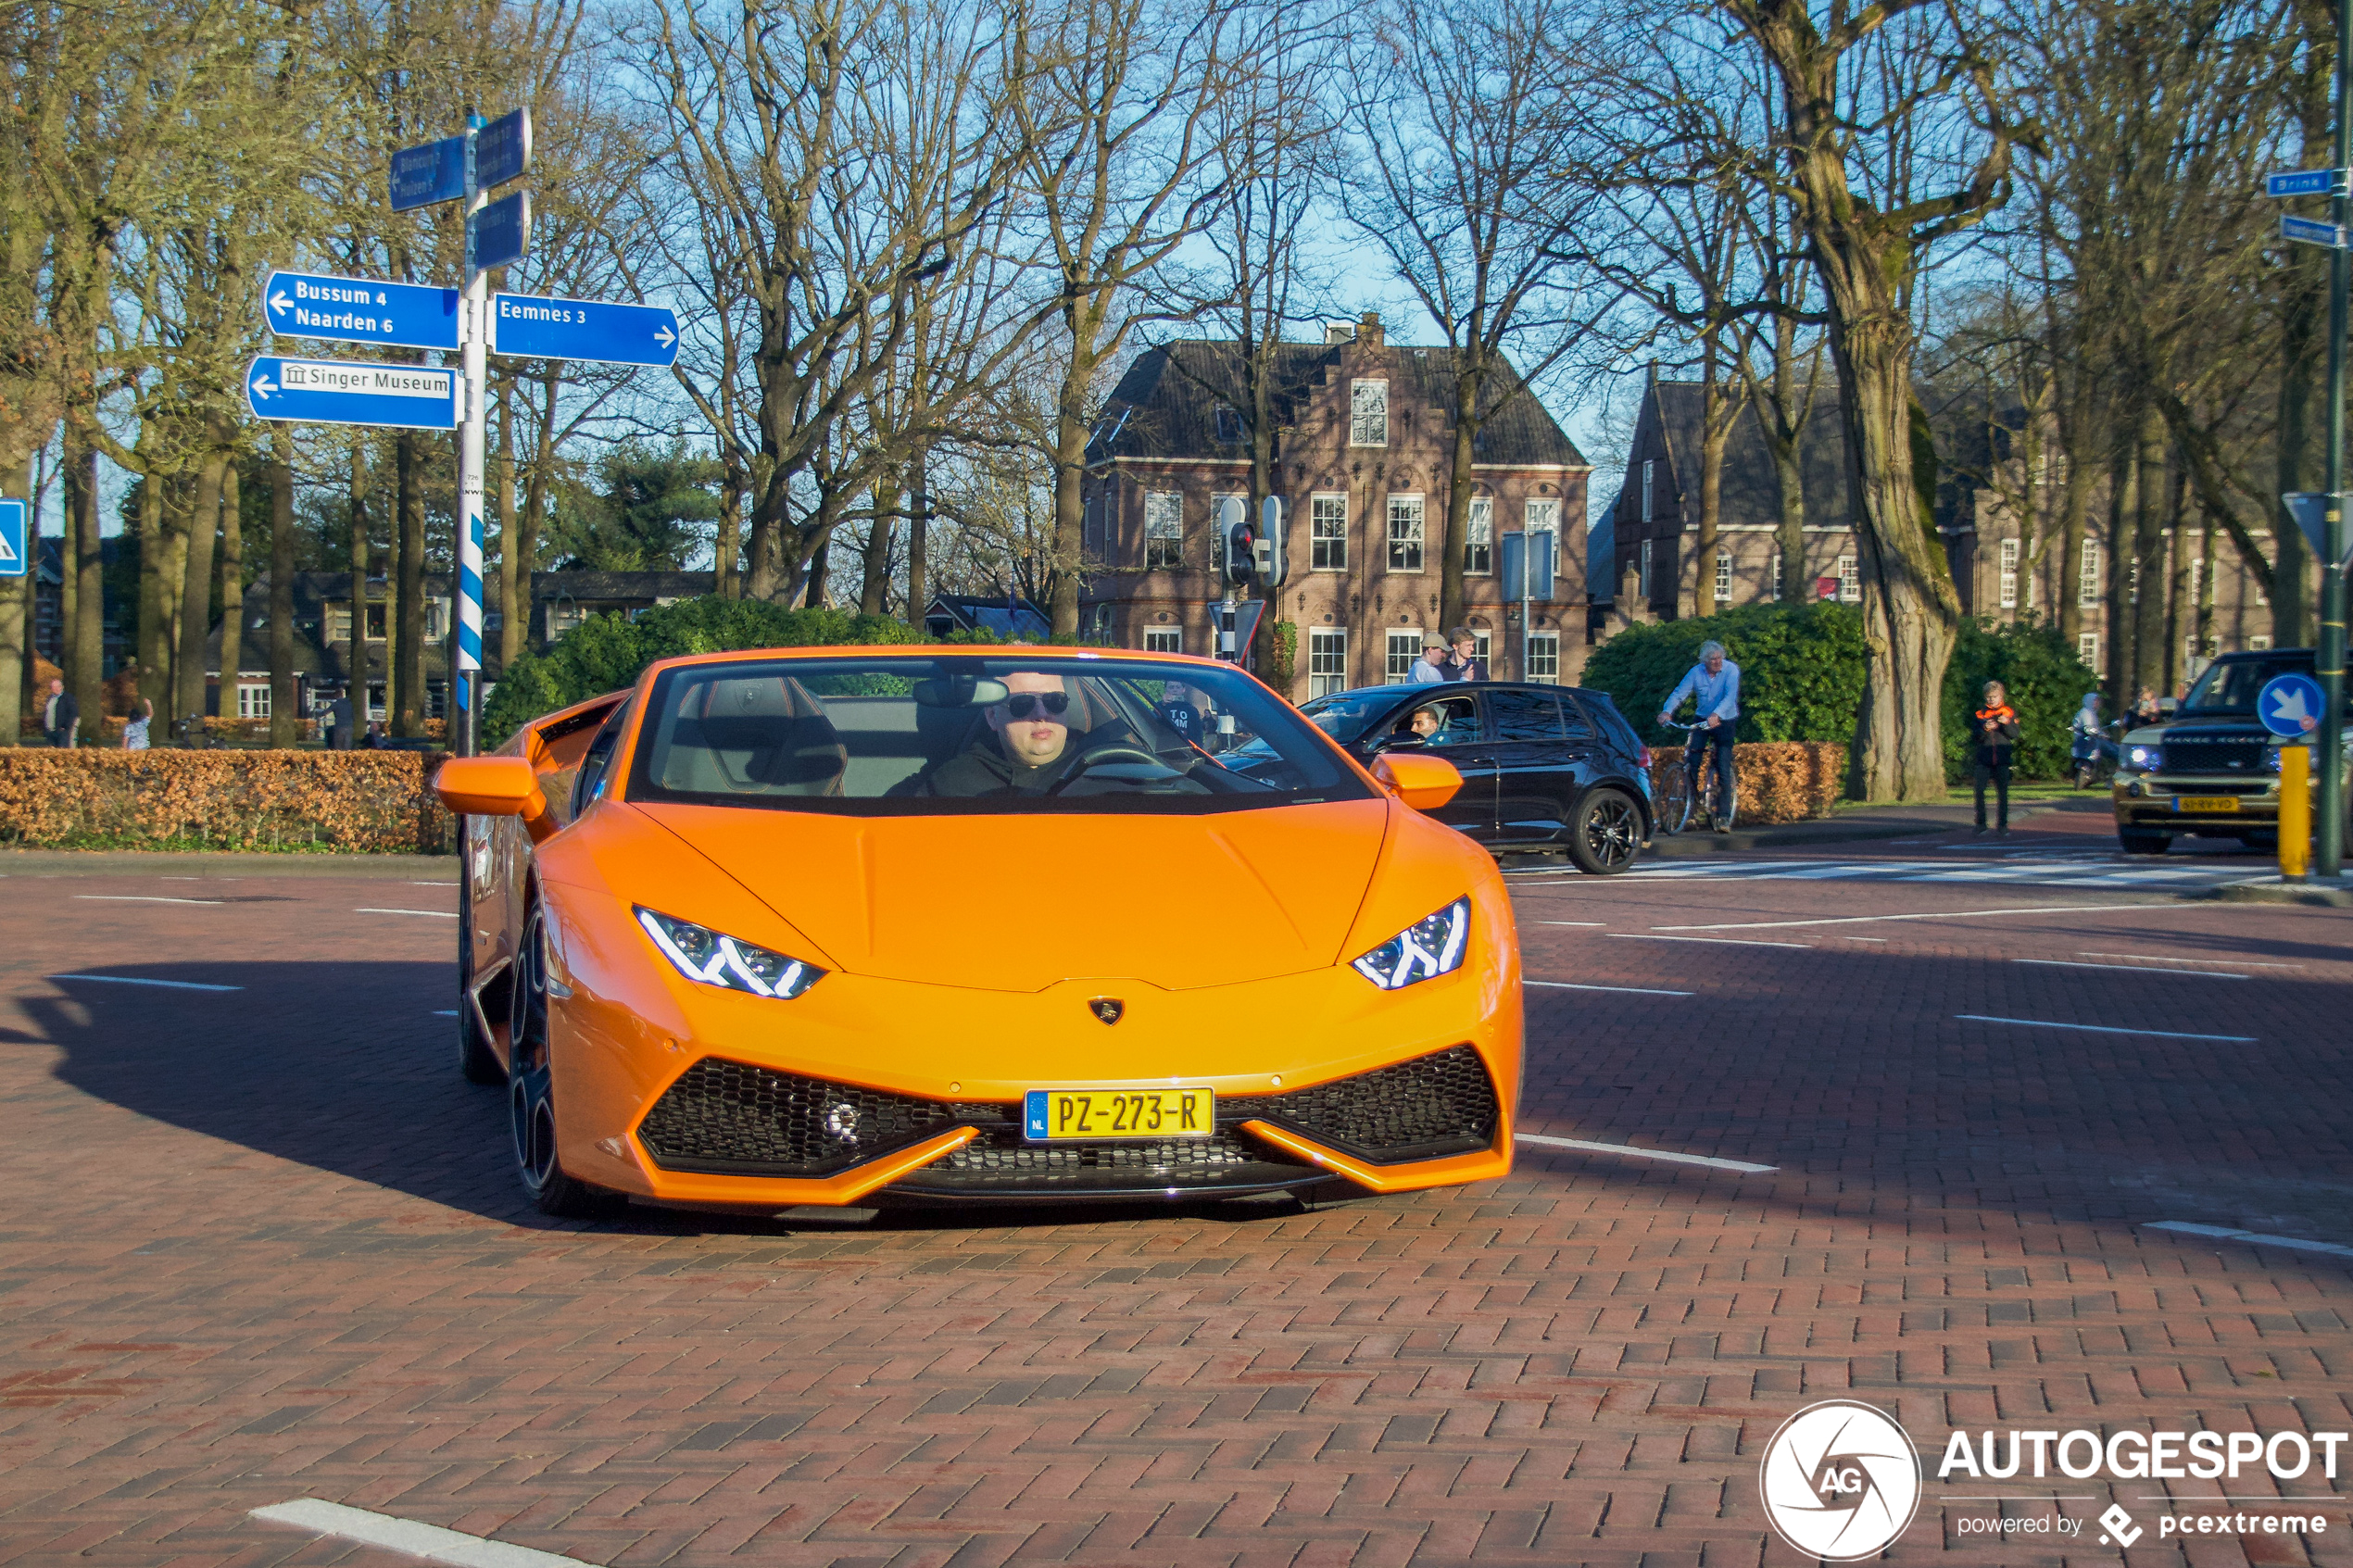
[918,737,1080,797]
[43,690,78,746]
[1972,704,2020,764]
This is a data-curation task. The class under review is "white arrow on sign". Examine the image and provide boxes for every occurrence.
[654,323,675,349]
[250,369,279,400]
[2270,686,2318,731]
[269,289,293,317]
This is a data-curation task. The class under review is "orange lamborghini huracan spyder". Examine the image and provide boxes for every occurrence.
[433,648,1520,1218]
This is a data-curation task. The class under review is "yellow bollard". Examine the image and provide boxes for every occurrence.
[2281,745,2311,881]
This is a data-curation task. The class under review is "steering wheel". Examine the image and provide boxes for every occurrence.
[1046,745,1175,795]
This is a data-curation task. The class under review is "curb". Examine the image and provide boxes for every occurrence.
[2198,877,2353,909]
[0,850,457,879]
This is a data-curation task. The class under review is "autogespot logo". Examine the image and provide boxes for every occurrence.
[1759,1400,1924,1561]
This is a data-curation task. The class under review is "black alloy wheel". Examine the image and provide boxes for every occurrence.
[508,901,624,1219]
[1567,788,1642,874]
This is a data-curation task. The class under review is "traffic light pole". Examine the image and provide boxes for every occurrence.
[455,113,488,761]
[2321,0,2352,877]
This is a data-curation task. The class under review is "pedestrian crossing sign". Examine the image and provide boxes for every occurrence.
[0,498,25,578]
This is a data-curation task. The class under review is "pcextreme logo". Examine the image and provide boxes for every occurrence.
[1759,1400,1924,1561]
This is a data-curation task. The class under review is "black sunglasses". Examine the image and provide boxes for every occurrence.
[1001,692,1070,719]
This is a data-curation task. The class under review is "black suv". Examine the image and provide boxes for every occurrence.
[2112,647,2352,853]
[1301,682,1655,872]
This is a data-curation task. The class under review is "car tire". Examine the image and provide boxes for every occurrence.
[2237,834,2279,851]
[2118,831,2171,856]
[456,894,505,1085]
[1567,788,1642,874]
[509,901,626,1221]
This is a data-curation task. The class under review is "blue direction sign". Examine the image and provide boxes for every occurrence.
[245,356,461,430]
[474,107,531,190]
[2281,213,2347,248]
[390,134,467,211]
[263,270,459,351]
[2269,169,2344,197]
[2259,672,2328,739]
[490,292,680,365]
[469,190,531,272]
[0,498,24,580]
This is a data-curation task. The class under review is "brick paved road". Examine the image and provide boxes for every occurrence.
[2,854,2350,1567]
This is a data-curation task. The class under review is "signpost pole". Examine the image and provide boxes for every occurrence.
[2320,0,2353,877]
[456,114,488,760]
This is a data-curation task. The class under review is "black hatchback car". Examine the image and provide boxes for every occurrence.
[1300,682,1655,872]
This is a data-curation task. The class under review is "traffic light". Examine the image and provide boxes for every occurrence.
[1223,500,1257,586]
[1253,495,1285,586]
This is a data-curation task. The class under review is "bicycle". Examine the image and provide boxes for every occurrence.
[1655,719,1736,834]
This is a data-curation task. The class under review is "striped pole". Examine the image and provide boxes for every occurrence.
[455,113,487,758]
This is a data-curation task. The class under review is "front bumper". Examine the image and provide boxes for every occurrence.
[2112,774,2286,834]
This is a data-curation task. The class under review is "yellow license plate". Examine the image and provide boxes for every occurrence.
[2177,797,2241,813]
[1023,1087,1214,1141]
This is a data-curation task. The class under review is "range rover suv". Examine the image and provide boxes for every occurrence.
[2111,648,2352,854]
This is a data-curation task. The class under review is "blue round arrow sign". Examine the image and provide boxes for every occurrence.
[2257,671,2327,738]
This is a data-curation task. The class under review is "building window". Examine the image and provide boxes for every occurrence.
[1642,459,1655,522]
[2079,539,2100,607]
[1144,491,1183,570]
[1143,627,1181,654]
[1524,498,1559,577]
[1715,550,1732,600]
[2127,557,2140,606]
[1769,551,1783,602]
[236,684,271,720]
[1385,630,1423,683]
[2188,558,2203,606]
[1465,496,1492,575]
[1837,556,1861,602]
[1210,492,1244,576]
[1350,379,1389,446]
[1214,405,1242,443]
[1640,539,1655,599]
[365,602,386,640]
[1527,632,1560,683]
[1998,538,2019,610]
[367,683,387,718]
[1311,494,1347,571]
[1387,495,1425,572]
[1308,628,1349,696]
[2078,631,2099,666]
[2250,634,2272,651]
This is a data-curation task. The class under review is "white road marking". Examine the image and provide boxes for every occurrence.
[357,907,459,919]
[1625,856,2247,889]
[2017,958,2247,979]
[250,1498,594,1566]
[1611,933,1812,949]
[1843,935,1888,942]
[409,880,461,885]
[2080,951,2304,969]
[2143,1222,2353,1261]
[73,895,223,906]
[1516,1132,1778,1173]
[1526,979,1695,997]
[49,974,241,992]
[1537,921,1608,927]
[1653,902,2196,933]
[1956,1014,2257,1043]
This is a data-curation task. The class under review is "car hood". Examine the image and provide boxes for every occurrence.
[632,798,1394,993]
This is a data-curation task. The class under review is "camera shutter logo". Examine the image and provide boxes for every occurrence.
[1758,1400,1922,1561]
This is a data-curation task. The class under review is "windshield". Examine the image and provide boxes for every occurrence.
[622,657,1373,815]
[2180,655,2343,717]
[1298,689,1399,745]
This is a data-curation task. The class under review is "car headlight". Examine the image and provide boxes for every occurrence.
[1351,897,1471,990]
[635,907,824,998]
[2127,745,2156,771]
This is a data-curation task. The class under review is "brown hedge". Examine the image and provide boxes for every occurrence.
[0,749,454,853]
[1650,741,1847,824]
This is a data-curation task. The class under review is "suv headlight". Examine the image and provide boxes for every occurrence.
[2126,745,2156,771]
[635,907,824,998]
[1351,897,1470,990]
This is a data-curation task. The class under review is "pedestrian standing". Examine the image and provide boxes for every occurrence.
[1973,680,2021,835]
[42,677,78,748]
[121,697,153,751]
[1407,643,1453,684]
[1444,627,1486,682]
[1155,680,1203,746]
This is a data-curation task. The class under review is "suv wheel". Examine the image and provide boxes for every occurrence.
[2118,830,2171,856]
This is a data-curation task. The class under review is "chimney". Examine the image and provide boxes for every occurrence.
[1325,320,1356,345]
[1358,310,1385,348]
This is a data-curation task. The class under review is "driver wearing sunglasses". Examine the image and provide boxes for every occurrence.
[920,671,1085,797]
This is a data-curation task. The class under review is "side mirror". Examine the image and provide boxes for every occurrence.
[434,756,557,843]
[1372,750,1462,811]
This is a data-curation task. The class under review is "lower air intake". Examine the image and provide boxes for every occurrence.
[635,1058,963,1176]
[1237,1044,1499,1164]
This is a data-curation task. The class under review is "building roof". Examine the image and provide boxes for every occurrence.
[1094,338,1589,468]
[925,594,1051,641]
[1637,377,1856,531]
[532,569,715,602]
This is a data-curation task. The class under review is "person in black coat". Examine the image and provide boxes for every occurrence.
[1972,680,2021,834]
[41,677,79,747]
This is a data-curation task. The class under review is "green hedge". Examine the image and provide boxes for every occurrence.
[483,597,925,748]
[1939,617,2102,784]
[1581,602,1870,744]
[1581,603,2099,784]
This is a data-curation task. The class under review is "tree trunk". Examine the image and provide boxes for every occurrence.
[2055,429,2097,649]
[269,428,296,746]
[861,477,897,616]
[716,445,745,602]
[804,538,830,608]
[0,458,26,746]
[1050,366,1091,641]
[1771,438,1806,602]
[349,438,371,722]
[1696,342,1739,618]
[394,432,424,736]
[2195,503,2218,666]
[67,436,103,732]
[157,476,189,712]
[2104,439,2133,710]
[908,450,929,626]
[519,368,560,648]
[134,458,173,719]
[2130,405,2165,695]
[216,461,243,695]
[2162,460,2191,699]
[177,450,227,730]
[1441,372,1479,633]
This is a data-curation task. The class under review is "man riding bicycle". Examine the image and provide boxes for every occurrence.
[1658,639,1741,832]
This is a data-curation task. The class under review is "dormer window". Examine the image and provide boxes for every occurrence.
[1214,404,1242,443]
[1351,379,1389,446]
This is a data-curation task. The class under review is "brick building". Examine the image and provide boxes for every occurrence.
[1079,314,1592,697]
